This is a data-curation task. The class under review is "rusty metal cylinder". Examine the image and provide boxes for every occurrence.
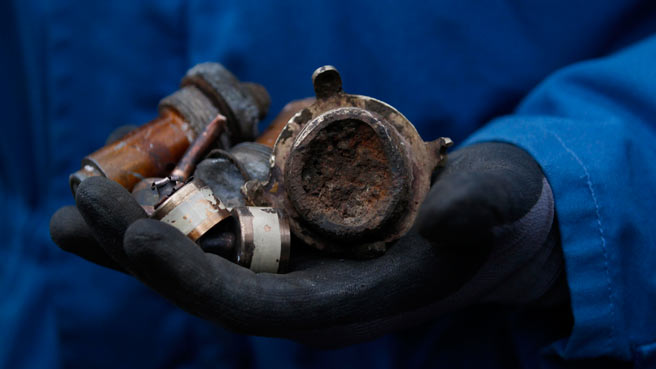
[170,114,227,181]
[230,207,291,273]
[151,178,290,273]
[69,63,270,195]
[151,178,231,241]
[70,108,192,194]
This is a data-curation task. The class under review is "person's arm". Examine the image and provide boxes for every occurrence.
[464,34,656,364]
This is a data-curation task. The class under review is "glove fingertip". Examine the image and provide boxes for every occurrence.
[75,176,147,230]
[415,179,467,242]
[76,176,141,210]
[74,176,147,267]
[50,206,84,250]
[49,205,127,272]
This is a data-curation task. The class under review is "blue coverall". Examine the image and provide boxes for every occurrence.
[1,1,655,368]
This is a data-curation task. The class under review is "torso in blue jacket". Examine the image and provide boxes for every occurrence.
[2,1,656,368]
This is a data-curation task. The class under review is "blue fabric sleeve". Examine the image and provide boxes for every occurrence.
[465,34,656,364]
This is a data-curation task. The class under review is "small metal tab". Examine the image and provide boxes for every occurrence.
[312,65,343,99]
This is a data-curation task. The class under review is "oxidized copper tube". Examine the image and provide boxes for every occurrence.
[171,114,227,181]
[69,62,271,196]
[70,108,193,194]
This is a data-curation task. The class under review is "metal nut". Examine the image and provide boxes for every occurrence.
[181,62,270,146]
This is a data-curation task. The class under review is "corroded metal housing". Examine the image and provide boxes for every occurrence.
[244,66,452,256]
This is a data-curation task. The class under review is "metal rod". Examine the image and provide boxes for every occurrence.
[171,113,227,181]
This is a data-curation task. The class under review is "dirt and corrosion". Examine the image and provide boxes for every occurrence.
[243,65,453,256]
[298,119,391,224]
[284,108,412,245]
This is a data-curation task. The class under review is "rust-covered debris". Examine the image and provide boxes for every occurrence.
[244,66,452,257]
[69,63,269,196]
[67,63,452,272]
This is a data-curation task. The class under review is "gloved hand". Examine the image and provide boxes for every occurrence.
[50,141,567,346]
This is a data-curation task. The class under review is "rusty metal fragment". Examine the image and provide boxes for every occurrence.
[171,113,227,180]
[69,63,269,196]
[69,108,193,195]
[244,66,453,256]
[150,179,291,273]
[229,207,291,273]
[256,98,315,148]
[130,113,227,215]
[146,101,306,273]
[151,178,232,241]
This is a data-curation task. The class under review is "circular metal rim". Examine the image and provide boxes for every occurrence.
[253,93,436,253]
[283,107,411,241]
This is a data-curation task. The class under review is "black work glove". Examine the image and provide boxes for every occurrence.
[50,142,567,346]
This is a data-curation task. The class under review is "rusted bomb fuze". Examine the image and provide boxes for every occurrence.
[131,114,229,215]
[146,141,279,245]
[194,99,315,210]
[145,101,314,273]
[151,178,232,241]
[69,62,269,195]
[201,206,291,273]
[132,98,315,214]
[149,177,290,273]
[244,66,453,256]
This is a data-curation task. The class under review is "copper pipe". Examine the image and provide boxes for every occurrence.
[131,98,314,215]
[256,98,315,148]
[70,108,193,194]
[69,63,271,196]
[171,114,227,181]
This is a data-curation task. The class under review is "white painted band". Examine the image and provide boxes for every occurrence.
[159,187,221,236]
[249,207,282,273]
